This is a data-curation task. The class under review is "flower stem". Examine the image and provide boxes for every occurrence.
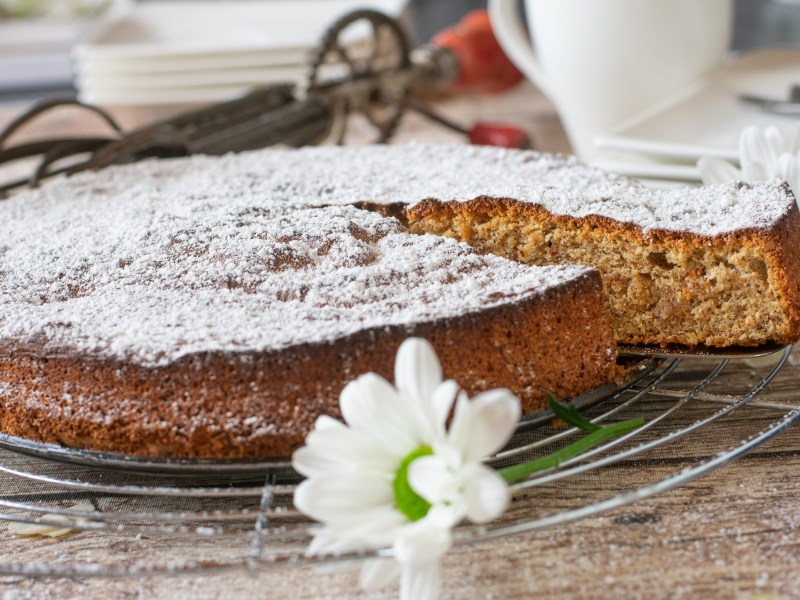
[499,417,645,484]
[546,393,600,432]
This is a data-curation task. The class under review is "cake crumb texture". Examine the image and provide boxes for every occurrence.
[407,183,800,347]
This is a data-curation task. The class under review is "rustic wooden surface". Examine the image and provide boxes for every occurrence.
[1,86,800,600]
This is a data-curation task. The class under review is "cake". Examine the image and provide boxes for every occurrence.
[0,159,616,459]
[2,143,798,460]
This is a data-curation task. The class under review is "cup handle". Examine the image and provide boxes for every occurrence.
[487,0,553,99]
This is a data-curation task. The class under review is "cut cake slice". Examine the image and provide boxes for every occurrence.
[407,179,800,348]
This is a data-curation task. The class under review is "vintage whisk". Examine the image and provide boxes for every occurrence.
[0,9,527,196]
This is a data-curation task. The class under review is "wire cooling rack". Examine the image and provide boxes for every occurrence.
[0,345,798,579]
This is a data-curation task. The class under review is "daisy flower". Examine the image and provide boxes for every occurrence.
[292,338,520,600]
[292,338,645,599]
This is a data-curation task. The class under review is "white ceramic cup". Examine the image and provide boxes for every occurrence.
[488,0,733,160]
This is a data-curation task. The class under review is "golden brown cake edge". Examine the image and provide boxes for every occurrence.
[0,270,615,459]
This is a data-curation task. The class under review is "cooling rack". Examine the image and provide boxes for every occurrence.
[0,345,797,580]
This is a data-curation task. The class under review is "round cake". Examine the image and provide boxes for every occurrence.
[4,143,797,461]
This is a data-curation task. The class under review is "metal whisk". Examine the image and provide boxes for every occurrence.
[0,9,527,196]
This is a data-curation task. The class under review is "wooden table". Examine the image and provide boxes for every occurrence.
[1,86,800,600]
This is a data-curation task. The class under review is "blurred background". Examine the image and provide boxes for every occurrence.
[1,0,799,105]
[1,0,800,187]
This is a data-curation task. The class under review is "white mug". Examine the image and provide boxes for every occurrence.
[488,0,733,160]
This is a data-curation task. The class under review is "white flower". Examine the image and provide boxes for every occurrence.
[292,338,520,600]
[697,123,800,196]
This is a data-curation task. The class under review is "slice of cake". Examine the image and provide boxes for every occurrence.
[0,168,616,459]
[405,179,800,348]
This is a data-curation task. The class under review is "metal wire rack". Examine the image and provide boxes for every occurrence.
[0,346,798,579]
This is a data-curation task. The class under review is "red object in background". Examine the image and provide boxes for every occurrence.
[405,98,532,149]
[468,122,531,149]
[431,10,524,94]
[424,10,529,149]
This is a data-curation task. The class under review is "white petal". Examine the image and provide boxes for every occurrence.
[740,127,775,179]
[697,156,741,186]
[785,122,800,155]
[430,380,458,427]
[360,558,400,591]
[394,338,445,442]
[349,506,407,544]
[306,527,346,555]
[786,155,800,199]
[445,391,473,458]
[401,562,441,600]
[294,473,392,523]
[307,526,367,556]
[408,455,459,505]
[460,463,510,523]
[314,415,345,431]
[778,152,794,181]
[394,338,442,407]
[292,425,395,478]
[340,374,419,453]
[764,126,784,159]
[292,445,346,479]
[449,389,521,462]
[306,505,405,555]
[742,158,770,181]
[423,502,466,530]
[430,438,461,468]
[394,521,452,565]
[395,523,449,600]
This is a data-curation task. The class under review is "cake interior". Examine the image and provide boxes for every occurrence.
[409,199,799,347]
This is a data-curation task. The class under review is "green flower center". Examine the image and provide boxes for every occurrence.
[393,445,433,521]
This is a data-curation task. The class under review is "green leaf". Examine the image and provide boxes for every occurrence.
[548,393,600,432]
[393,445,434,521]
[499,417,645,484]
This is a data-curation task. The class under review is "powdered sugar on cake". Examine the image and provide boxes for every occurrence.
[14,143,794,236]
[33,143,792,236]
[0,184,590,366]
